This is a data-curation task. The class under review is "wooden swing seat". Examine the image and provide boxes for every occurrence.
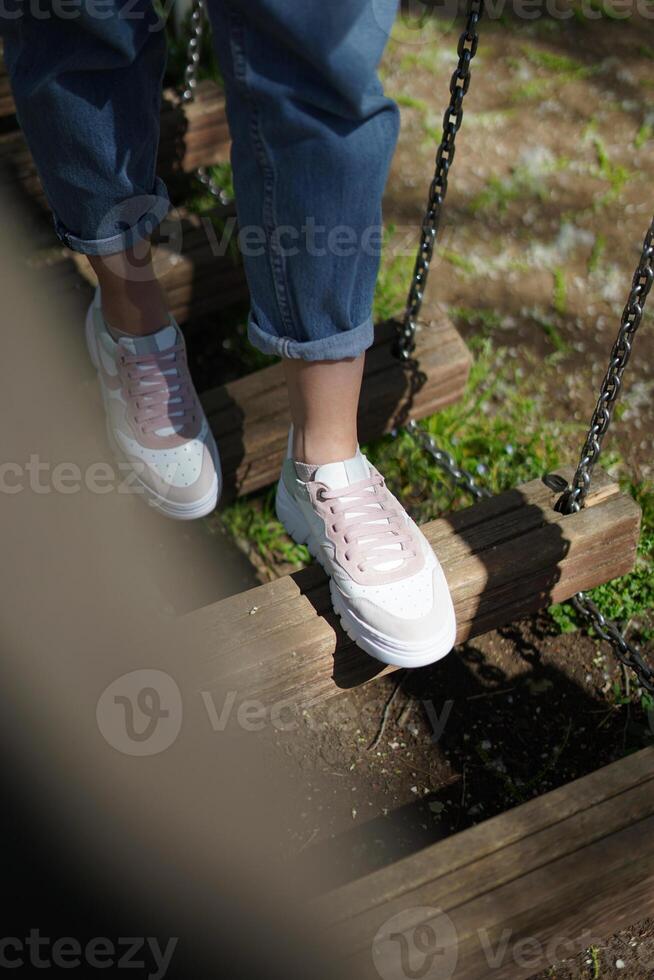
[187,467,641,707]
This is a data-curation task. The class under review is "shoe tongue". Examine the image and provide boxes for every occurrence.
[313,450,369,490]
[117,323,178,356]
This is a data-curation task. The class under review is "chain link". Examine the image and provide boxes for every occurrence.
[404,421,492,502]
[395,0,484,360]
[571,594,654,694]
[181,0,205,104]
[391,1,652,691]
[406,220,654,692]
[554,216,654,694]
[181,0,231,205]
[193,165,232,207]
[558,217,654,514]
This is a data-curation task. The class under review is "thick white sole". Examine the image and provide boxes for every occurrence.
[85,303,220,521]
[275,476,456,669]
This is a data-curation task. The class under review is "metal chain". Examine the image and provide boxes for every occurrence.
[181,0,231,206]
[559,216,654,514]
[404,421,492,502]
[414,413,654,693]
[391,1,653,691]
[181,0,205,104]
[556,217,654,694]
[406,222,654,692]
[571,595,654,694]
[396,0,484,360]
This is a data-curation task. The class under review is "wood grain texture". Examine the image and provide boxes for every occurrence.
[315,747,654,980]
[0,69,13,119]
[185,467,641,705]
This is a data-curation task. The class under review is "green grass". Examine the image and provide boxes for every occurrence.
[532,311,571,357]
[394,93,430,113]
[507,48,597,105]
[372,226,416,322]
[220,485,310,569]
[635,123,654,150]
[470,167,549,215]
[186,162,235,211]
[366,335,569,525]
[590,135,631,207]
[437,248,477,276]
[549,482,654,647]
[552,267,568,317]
[448,307,503,335]
[184,163,241,263]
[588,945,601,980]
[587,233,606,275]
[520,47,596,79]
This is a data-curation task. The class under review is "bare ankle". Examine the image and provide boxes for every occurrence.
[292,425,358,465]
[283,353,365,464]
[88,245,169,336]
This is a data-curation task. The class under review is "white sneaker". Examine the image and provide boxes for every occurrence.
[275,435,456,668]
[85,289,221,519]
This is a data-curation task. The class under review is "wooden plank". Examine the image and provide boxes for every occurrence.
[184,467,641,706]
[200,311,472,497]
[158,81,231,184]
[314,747,654,980]
[0,68,13,120]
[0,45,12,119]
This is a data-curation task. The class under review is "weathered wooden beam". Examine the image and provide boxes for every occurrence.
[314,746,654,980]
[200,309,472,498]
[0,65,13,119]
[158,81,231,185]
[186,467,641,705]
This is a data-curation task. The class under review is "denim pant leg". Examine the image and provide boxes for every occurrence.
[1,0,169,255]
[207,0,400,362]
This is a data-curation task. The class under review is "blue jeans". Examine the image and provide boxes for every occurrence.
[1,0,400,361]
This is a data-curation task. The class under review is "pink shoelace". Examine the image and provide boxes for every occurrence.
[119,344,196,434]
[318,473,417,573]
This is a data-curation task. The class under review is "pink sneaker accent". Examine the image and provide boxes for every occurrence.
[118,333,200,443]
[275,434,456,668]
[86,289,221,519]
[303,468,424,587]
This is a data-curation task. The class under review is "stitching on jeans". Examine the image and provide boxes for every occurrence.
[225,4,297,340]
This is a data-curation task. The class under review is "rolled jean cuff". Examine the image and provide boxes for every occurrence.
[52,178,171,257]
[247,311,374,362]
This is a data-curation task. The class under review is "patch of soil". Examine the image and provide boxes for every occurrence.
[274,616,652,876]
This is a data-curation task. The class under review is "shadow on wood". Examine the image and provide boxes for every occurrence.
[186,467,640,707]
